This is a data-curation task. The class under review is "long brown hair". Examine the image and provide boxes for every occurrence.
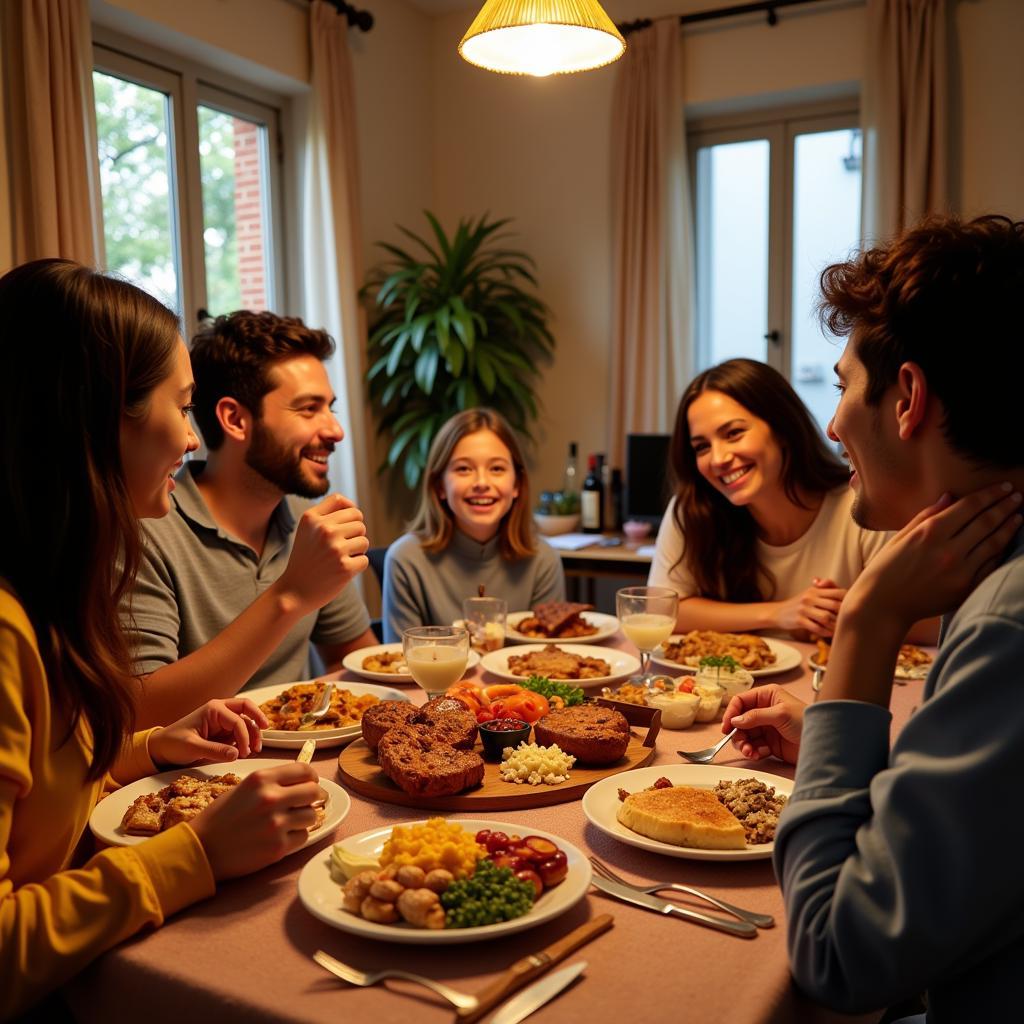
[669,359,848,601]
[0,259,179,779]
[411,408,536,560]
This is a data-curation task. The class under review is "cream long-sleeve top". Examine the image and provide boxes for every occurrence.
[0,582,215,1019]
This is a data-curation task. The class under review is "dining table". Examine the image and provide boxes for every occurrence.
[64,634,926,1024]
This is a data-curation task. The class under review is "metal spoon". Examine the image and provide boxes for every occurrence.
[300,683,334,727]
[677,728,737,764]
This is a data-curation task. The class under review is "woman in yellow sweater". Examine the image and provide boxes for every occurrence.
[0,260,323,1019]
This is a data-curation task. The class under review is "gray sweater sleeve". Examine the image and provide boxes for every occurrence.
[774,613,1024,1014]
[381,539,429,644]
[530,540,566,605]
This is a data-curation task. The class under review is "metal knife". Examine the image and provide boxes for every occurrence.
[489,962,587,1024]
[590,875,757,938]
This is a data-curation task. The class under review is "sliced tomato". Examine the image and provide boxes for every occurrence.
[499,691,550,723]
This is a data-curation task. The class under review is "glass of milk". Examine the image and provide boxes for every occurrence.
[616,585,678,687]
[402,625,470,699]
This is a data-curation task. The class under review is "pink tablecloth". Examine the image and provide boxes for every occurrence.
[66,638,925,1024]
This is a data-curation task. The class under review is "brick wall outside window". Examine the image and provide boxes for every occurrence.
[233,118,267,311]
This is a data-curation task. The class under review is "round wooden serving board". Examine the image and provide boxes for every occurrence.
[337,704,660,811]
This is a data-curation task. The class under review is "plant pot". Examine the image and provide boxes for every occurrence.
[533,513,581,536]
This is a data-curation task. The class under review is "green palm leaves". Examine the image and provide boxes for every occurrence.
[365,213,553,489]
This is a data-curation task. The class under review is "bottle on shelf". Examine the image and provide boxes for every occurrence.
[581,454,604,533]
[563,441,578,497]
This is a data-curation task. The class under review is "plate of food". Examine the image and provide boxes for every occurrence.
[297,817,591,944]
[582,764,792,862]
[479,643,640,687]
[244,680,411,749]
[89,759,350,848]
[809,640,933,680]
[505,602,620,644]
[342,643,481,683]
[650,631,802,677]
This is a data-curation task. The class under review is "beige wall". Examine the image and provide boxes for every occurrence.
[429,0,1024,509]
[1,0,1020,543]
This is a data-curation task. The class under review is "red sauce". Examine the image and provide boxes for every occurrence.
[482,718,529,732]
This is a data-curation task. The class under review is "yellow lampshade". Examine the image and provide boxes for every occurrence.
[459,0,626,77]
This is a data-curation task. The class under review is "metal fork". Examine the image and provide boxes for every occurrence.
[300,683,335,727]
[677,727,737,764]
[312,950,479,1011]
[588,857,774,929]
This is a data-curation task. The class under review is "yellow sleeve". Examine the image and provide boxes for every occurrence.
[0,785,215,1020]
[108,728,161,788]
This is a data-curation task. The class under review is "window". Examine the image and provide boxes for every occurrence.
[690,104,862,432]
[92,39,286,327]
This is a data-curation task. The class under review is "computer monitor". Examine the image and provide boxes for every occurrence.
[624,433,672,525]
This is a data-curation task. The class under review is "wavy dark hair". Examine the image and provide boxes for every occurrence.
[0,259,179,779]
[189,310,335,449]
[820,213,1024,468]
[411,408,536,560]
[669,359,848,601]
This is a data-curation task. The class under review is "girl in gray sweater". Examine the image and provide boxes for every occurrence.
[382,409,564,642]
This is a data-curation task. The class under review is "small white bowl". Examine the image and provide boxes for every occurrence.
[533,513,581,536]
[646,690,700,729]
[695,666,755,702]
[622,520,652,540]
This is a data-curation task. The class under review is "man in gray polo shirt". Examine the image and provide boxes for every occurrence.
[128,310,377,726]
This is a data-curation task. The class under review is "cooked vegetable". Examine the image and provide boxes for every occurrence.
[522,675,586,707]
[441,858,536,928]
[697,655,741,672]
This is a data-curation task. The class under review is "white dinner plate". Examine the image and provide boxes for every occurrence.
[297,818,591,944]
[479,643,640,688]
[650,636,803,678]
[243,681,411,749]
[89,759,350,848]
[808,650,932,681]
[582,764,793,862]
[342,643,480,684]
[504,610,620,645]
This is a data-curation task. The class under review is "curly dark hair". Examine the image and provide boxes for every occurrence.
[190,311,335,449]
[819,213,1024,467]
[670,359,848,602]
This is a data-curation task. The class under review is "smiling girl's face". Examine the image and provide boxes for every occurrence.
[686,389,785,511]
[438,428,519,543]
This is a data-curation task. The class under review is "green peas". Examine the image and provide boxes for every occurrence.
[441,860,535,928]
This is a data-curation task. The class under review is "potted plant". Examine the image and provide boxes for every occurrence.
[364,212,554,489]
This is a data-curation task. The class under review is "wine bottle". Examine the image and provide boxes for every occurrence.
[581,454,604,533]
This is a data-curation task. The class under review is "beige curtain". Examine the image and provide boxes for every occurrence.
[861,0,950,241]
[300,1,377,538]
[2,0,103,265]
[608,18,694,468]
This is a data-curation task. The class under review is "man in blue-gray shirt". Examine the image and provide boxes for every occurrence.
[723,214,1024,1020]
[128,311,377,726]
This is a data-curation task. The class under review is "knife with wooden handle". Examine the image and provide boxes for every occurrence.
[456,914,613,1023]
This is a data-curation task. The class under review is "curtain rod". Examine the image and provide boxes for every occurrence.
[618,0,847,37]
[315,0,375,33]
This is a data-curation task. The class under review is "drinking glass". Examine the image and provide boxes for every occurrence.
[461,596,507,653]
[402,626,470,700]
[616,585,678,686]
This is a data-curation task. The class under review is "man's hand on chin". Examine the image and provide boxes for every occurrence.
[822,481,1022,706]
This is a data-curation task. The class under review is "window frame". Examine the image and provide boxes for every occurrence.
[92,30,289,328]
[688,99,861,382]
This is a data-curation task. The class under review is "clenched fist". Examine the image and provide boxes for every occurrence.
[275,493,370,613]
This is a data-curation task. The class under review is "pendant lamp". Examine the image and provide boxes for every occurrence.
[458,0,626,77]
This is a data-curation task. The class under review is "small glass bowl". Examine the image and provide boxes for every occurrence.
[645,690,700,729]
[479,718,531,761]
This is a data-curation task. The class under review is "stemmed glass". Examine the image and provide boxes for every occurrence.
[616,586,678,686]
[402,626,470,700]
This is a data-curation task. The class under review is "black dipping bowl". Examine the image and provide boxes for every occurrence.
[479,718,531,761]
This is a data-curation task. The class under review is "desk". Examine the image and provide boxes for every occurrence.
[67,638,905,1024]
[553,534,653,604]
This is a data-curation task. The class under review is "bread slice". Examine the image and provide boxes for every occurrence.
[616,785,746,850]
